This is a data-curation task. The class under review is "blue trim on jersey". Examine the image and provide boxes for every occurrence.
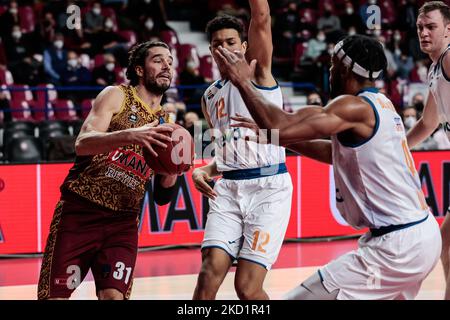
[356,87,379,95]
[238,257,268,270]
[214,80,223,89]
[339,96,380,148]
[251,81,279,91]
[222,163,287,180]
[370,214,429,237]
[201,245,236,261]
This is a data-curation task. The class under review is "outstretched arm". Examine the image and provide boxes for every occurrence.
[216,47,375,145]
[247,0,276,87]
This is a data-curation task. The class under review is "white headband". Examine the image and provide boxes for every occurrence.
[333,41,382,79]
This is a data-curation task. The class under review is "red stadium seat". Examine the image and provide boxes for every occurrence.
[29,100,55,122]
[199,55,214,82]
[10,84,33,103]
[52,99,78,121]
[81,99,94,119]
[160,30,179,50]
[10,100,34,121]
[177,43,200,72]
[117,30,137,47]
[0,5,7,16]
[94,54,105,68]
[18,6,36,33]
[0,68,14,85]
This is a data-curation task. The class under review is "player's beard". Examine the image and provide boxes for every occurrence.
[143,70,171,95]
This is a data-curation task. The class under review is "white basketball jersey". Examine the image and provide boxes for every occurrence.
[331,89,429,229]
[428,44,450,140]
[203,79,286,172]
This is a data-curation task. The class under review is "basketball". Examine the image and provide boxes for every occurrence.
[143,123,194,175]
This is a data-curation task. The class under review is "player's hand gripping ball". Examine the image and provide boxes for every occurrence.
[143,123,194,175]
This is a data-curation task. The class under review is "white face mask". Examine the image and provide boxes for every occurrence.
[12,30,21,39]
[368,0,377,4]
[404,116,417,128]
[145,19,154,30]
[346,8,354,15]
[373,29,381,37]
[9,8,18,15]
[348,29,356,36]
[144,0,152,3]
[54,40,64,49]
[317,34,326,42]
[106,62,115,71]
[68,59,78,68]
[105,20,114,29]
[92,7,101,15]
[394,34,402,42]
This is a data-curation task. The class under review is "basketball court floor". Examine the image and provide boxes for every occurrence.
[0,239,445,300]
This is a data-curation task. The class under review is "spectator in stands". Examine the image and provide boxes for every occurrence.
[83,2,106,43]
[162,101,178,124]
[0,90,11,122]
[184,111,199,136]
[341,1,365,34]
[40,11,57,45]
[179,58,206,107]
[303,30,327,63]
[402,105,438,150]
[317,2,342,42]
[175,101,187,127]
[411,92,425,114]
[272,1,301,58]
[92,53,117,86]
[94,17,128,66]
[306,91,323,107]
[4,24,43,85]
[378,35,398,79]
[0,0,19,40]
[394,50,414,80]
[61,50,92,86]
[43,33,68,85]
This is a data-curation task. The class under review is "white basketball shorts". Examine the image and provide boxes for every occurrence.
[202,170,293,270]
[319,213,441,300]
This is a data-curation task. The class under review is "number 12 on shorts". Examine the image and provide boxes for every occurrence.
[251,230,270,253]
[113,261,132,284]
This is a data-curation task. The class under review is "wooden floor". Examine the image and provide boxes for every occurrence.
[0,240,446,300]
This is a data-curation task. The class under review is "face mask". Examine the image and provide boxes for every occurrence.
[394,34,401,42]
[54,40,64,49]
[169,112,177,123]
[368,0,377,4]
[348,29,356,36]
[317,34,326,42]
[144,0,152,3]
[105,20,114,29]
[346,8,354,15]
[186,61,197,69]
[106,62,115,71]
[68,59,78,68]
[373,29,381,37]
[9,8,17,15]
[92,7,101,15]
[145,19,154,30]
[404,116,417,128]
[414,101,424,111]
[12,30,21,39]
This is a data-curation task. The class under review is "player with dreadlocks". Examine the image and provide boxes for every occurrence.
[38,41,178,300]
[213,34,442,300]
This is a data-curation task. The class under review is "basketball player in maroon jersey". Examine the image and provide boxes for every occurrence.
[38,41,178,300]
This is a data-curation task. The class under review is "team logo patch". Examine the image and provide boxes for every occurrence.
[129,113,138,123]
[394,117,403,132]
